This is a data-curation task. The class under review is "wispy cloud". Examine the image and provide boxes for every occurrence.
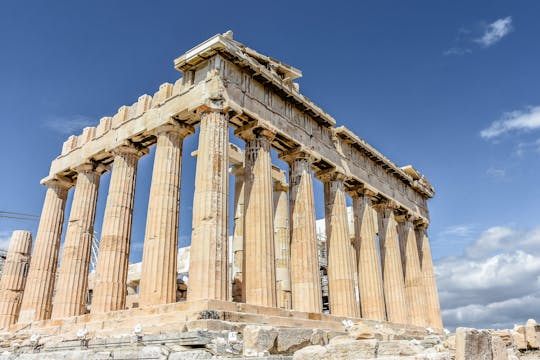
[443,47,472,56]
[515,138,540,157]
[43,114,94,134]
[438,224,476,238]
[480,106,540,139]
[444,27,473,56]
[444,17,512,56]
[485,167,506,179]
[475,17,513,47]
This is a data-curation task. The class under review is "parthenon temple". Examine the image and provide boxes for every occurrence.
[0,32,442,339]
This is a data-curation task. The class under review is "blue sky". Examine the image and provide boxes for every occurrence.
[1,1,539,329]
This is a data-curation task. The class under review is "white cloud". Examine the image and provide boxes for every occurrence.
[443,47,472,56]
[442,293,540,331]
[444,17,512,56]
[476,17,513,47]
[436,225,540,330]
[465,226,514,258]
[44,114,94,134]
[480,106,540,139]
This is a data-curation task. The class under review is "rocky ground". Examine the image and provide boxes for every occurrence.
[0,319,538,359]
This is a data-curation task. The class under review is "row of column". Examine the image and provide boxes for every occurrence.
[220,130,442,328]
[16,119,195,325]
[5,109,441,330]
[228,140,441,329]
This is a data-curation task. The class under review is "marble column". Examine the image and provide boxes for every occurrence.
[0,231,32,328]
[139,123,194,306]
[320,170,359,318]
[351,189,386,321]
[91,143,146,314]
[280,149,322,314]
[231,165,245,303]
[187,110,229,301]
[376,202,408,324]
[273,179,291,309]
[18,178,71,323]
[415,223,443,329]
[238,127,276,307]
[52,163,104,319]
[397,215,427,326]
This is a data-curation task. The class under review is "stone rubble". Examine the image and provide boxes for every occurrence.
[0,318,537,359]
[291,319,540,360]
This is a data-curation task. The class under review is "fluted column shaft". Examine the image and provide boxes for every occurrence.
[321,172,359,317]
[241,129,276,307]
[377,204,408,324]
[352,191,386,321]
[18,179,71,323]
[282,152,322,313]
[91,144,145,314]
[416,224,443,329]
[187,111,229,301]
[52,164,103,319]
[0,231,32,328]
[397,216,427,326]
[231,165,245,303]
[139,123,193,306]
[273,180,291,309]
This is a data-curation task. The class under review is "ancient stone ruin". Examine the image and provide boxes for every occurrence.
[0,31,497,359]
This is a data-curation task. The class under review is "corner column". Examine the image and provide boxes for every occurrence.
[273,178,291,309]
[91,143,147,314]
[52,163,105,319]
[231,165,245,303]
[139,122,194,306]
[18,178,71,323]
[319,170,359,318]
[0,231,32,328]
[280,149,322,313]
[376,202,408,324]
[415,222,443,329]
[350,189,386,321]
[236,125,277,307]
[187,109,229,301]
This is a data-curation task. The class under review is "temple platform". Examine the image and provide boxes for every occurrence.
[0,300,443,358]
[3,300,436,338]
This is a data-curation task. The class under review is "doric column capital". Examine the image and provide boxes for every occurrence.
[155,121,195,139]
[112,141,149,158]
[394,212,419,224]
[414,219,430,231]
[278,146,319,164]
[196,104,229,116]
[315,168,347,183]
[230,164,245,177]
[234,121,276,142]
[373,199,399,215]
[273,180,289,193]
[73,161,109,176]
[42,175,73,191]
[346,184,378,199]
